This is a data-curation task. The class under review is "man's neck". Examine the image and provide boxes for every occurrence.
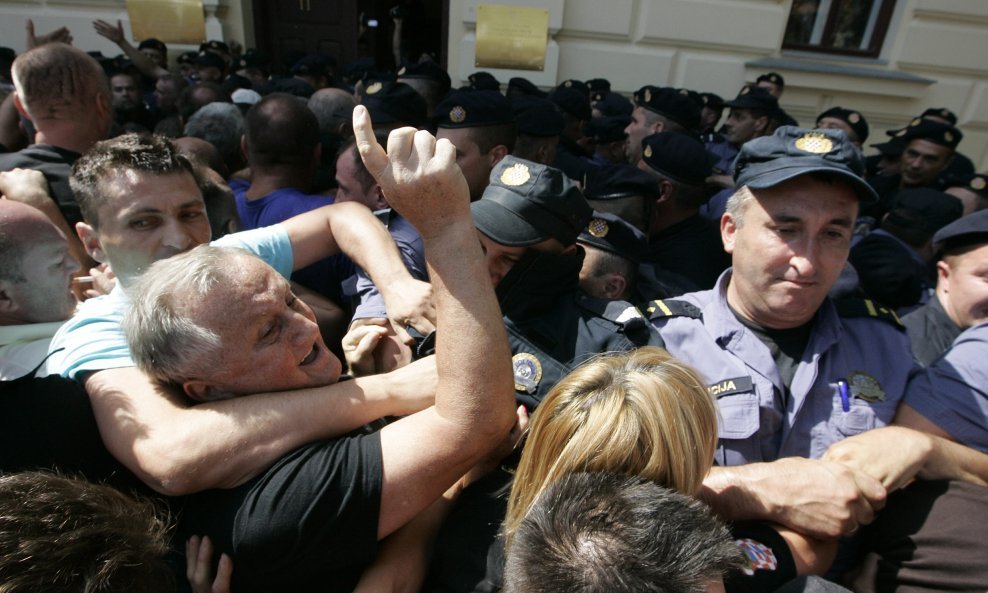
[33,121,102,155]
[246,168,312,200]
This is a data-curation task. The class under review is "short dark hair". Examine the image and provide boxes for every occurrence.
[504,472,744,593]
[469,121,518,155]
[70,133,198,228]
[0,472,173,593]
[246,93,321,168]
[341,141,376,194]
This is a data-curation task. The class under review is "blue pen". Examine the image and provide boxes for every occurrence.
[837,380,850,412]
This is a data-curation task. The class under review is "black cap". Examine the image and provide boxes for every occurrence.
[177,51,197,65]
[195,51,226,70]
[887,188,963,235]
[138,38,167,53]
[472,157,592,247]
[921,107,958,126]
[558,79,589,96]
[816,107,869,143]
[584,116,629,144]
[725,85,779,113]
[586,78,611,94]
[578,211,647,264]
[548,86,591,121]
[467,71,500,91]
[633,86,701,132]
[270,77,315,98]
[434,89,515,129]
[199,40,230,54]
[507,77,546,98]
[898,119,962,149]
[592,92,633,118]
[733,126,878,204]
[678,88,703,107]
[362,81,427,127]
[291,54,334,77]
[640,132,713,185]
[945,173,988,199]
[583,164,659,201]
[700,92,725,110]
[871,137,905,156]
[756,72,785,88]
[933,208,988,251]
[512,96,565,137]
[398,61,452,95]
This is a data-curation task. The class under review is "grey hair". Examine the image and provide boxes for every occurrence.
[183,102,246,173]
[123,245,246,387]
[724,185,754,226]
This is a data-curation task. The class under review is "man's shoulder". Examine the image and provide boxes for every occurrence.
[0,144,78,170]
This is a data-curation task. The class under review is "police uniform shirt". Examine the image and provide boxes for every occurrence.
[901,295,962,367]
[904,321,988,454]
[648,270,915,466]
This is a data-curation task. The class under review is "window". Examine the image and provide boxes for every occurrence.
[783,0,897,58]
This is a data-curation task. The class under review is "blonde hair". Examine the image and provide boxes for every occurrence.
[504,346,718,544]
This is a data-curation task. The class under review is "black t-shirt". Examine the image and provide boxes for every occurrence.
[178,431,384,593]
[0,144,82,227]
[731,307,813,393]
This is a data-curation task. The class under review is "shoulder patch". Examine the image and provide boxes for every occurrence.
[835,298,904,330]
[646,299,702,321]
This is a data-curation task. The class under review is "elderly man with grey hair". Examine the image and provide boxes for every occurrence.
[183,101,246,175]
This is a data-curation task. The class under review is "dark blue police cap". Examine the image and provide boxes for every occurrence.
[578,211,647,264]
[946,173,988,200]
[507,77,546,98]
[468,71,500,91]
[756,72,785,88]
[558,79,589,96]
[585,116,629,144]
[592,92,633,118]
[138,38,167,53]
[888,188,962,235]
[549,86,591,121]
[194,51,226,70]
[177,51,197,65]
[398,61,451,94]
[933,208,988,251]
[700,92,725,110]
[633,86,701,132]
[817,106,869,143]
[472,157,592,247]
[362,81,427,127]
[733,126,878,204]
[586,78,611,94]
[434,89,514,129]
[640,132,713,185]
[725,85,778,113]
[583,164,660,201]
[199,40,230,54]
[921,107,958,126]
[512,96,564,137]
[899,119,962,150]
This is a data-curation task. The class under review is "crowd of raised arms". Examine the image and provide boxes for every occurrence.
[0,17,986,593]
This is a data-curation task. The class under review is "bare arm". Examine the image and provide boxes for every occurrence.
[350,105,516,539]
[83,359,436,495]
[281,200,436,336]
[699,457,887,540]
[92,20,169,80]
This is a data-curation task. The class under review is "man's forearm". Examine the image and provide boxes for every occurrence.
[85,366,431,495]
[700,464,774,521]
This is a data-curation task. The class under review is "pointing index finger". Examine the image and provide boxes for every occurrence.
[352,105,388,179]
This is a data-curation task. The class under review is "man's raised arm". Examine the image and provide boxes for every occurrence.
[348,105,516,539]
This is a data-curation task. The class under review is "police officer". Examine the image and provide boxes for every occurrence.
[816,107,869,150]
[473,156,661,409]
[902,209,988,365]
[945,172,988,216]
[509,96,564,166]
[648,126,915,551]
[577,211,646,301]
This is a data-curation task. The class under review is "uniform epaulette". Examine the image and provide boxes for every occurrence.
[577,298,644,325]
[645,299,702,321]
[834,298,904,330]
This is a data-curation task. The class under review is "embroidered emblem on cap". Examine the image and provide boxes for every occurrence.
[848,112,861,124]
[740,86,750,95]
[910,117,921,127]
[500,163,531,186]
[449,106,467,123]
[848,372,885,403]
[944,131,954,143]
[366,82,382,95]
[563,80,572,88]
[588,218,609,238]
[794,132,833,154]
[895,128,907,137]
[679,88,688,95]
[397,66,407,75]
[512,353,542,394]
[643,144,653,159]
[940,109,951,118]
[644,88,652,103]
[972,176,987,191]
[592,92,604,102]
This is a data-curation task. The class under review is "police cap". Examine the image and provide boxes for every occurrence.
[921,107,958,126]
[558,79,589,96]
[817,106,869,143]
[583,164,660,201]
[933,208,988,252]
[579,211,647,264]
[194,51,226,71]
[472,157,592,247]
[900,119,962,150]
[756,71,785,89]
[640,132,713,185]
[512,96,565,137]
[507,77,546,98]
[199,40,230,55]
[549,86,591,121]
[434,89,515,129]
[592,92,633,118]
[946,173,988,200]
[586,78,611,94]
[177,51,197,65]
[467,71,500,91]
[634,85,701,132]
[398,61,452,95]
[700,92,725,110]
[734,126,878,204]
[725,85,779,113]
[138,38,166,53]
[887,188,962,235]
[585,116,629,144]
[362,81,427,127]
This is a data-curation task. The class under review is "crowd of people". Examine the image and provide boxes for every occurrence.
[0,17,986,593]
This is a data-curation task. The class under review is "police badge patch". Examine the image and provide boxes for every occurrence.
[512,353,542,394]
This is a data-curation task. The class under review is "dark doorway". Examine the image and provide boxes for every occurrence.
[253,0,447,77]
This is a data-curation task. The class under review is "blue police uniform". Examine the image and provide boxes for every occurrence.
[648,271,916,466]
[904,321,988,453]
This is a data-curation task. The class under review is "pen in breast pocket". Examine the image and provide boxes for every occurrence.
[837,379,850,412]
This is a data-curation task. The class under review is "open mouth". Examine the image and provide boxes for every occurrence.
[300,344,319,366]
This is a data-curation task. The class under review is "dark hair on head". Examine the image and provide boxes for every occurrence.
[340,141,377,194]
[246,92,321,168]
[0,471,174,593]
[469,121,518,155]
[70,133,198,228]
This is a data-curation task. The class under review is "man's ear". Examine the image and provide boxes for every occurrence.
[75,221,108,263]
[754,115,770,136]
[12,92,31,121]
[721,211,738,255]
[656,179,675,205]
[373,185,389,210]
[602,273,628,300]
[936,259,951,292]
[0,281,17,313]
[488,144,509,168]
[183,380,225,403]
